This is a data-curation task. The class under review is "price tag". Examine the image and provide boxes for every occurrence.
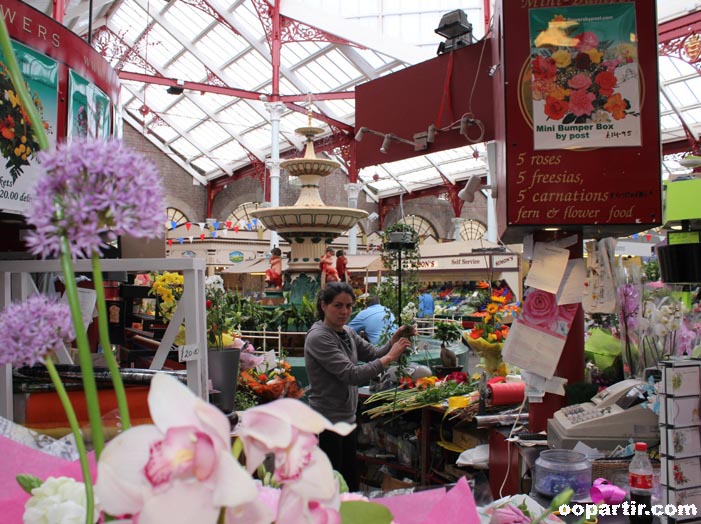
[178,344,200,362]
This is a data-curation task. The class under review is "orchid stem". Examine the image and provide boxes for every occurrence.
[0,16,49,151]
[44,358,95,524]
[92,253,131,430]
[58,230,105,457]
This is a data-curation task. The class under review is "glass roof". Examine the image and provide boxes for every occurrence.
[23,0,701,195]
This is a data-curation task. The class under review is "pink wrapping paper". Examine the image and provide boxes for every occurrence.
[0,435,96,523]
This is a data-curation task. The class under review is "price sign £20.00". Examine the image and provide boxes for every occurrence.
[178,344,200,362]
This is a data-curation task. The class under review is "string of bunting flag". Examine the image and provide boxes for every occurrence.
[166,218,261,246]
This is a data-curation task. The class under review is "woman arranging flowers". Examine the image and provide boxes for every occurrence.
[304,282,415,491]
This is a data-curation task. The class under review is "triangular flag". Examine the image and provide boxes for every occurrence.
[198,222,206,231]
[252,218,258,228]
[200,233,205,240]
[167,238,173,246]
[185,222,192,231]
[178,237,184,244]
[234,225,239,233]
[189,236,194,243]
[212,230,217,238]
[225,221,232,229]
[646,234,652,241]
[213,221,219,230]
[246,222,252,231]
[170,221,177,230]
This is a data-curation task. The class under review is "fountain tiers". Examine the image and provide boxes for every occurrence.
[250,126,367,274]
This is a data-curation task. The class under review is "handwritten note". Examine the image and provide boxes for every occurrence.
[524,242,569,294]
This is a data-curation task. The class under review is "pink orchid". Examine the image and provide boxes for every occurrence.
[275,448,342,524]
[236,398,354,482]
[94,373,259,524]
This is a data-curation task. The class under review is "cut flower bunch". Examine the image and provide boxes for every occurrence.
[0,17,398,524]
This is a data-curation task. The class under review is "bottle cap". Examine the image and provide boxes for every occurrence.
[635,442,647,452]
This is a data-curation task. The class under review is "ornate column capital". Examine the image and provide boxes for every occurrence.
[344,182,363,201]
[264,101,286,120]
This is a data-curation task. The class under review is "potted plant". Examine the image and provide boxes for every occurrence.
[205,275,240,413]
[434,321,464,377]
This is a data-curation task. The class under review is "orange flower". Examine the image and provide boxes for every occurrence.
[604,93,627,120]
[544,96,569,120]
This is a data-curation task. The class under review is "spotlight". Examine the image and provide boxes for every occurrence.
[354,127,367,142]
[435,9,473,54]
[458,175,496,202]
[380,134,392,154]
[167,79,185,95]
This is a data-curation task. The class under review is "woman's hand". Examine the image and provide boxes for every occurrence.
[390,324,417,345]
[381,337,412,368]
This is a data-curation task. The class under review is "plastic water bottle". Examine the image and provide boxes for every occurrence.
[628,442,653,524]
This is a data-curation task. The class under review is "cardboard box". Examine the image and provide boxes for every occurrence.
[381,473,416,492]
[452,425,485,450]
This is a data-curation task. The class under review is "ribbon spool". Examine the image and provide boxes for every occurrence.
[487,381,525,405]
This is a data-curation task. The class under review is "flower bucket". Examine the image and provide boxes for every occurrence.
[208,348,240,413]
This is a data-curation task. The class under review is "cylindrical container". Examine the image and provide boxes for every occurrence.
[628,442,653,524]
[488,381,525,405]
[534,449,592,501]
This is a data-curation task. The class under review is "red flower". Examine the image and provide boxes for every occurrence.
[544,96,569,120]
[532,55,556,81]
[595,70,617,97]
[205,299,212,309]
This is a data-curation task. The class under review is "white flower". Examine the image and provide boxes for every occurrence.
[23,477,99,524]
[401,302,417,325]
[205,275,225,293]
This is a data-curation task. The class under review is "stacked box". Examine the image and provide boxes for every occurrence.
[659,360,701,522]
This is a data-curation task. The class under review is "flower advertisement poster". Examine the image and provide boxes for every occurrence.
[0,40,57,212]
[529,4,641,150]
[502,288,579,379]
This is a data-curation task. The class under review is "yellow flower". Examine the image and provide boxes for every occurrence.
[484,314,492,323]
[496,362,509,377]
[586,48,603,64]
[490,295,506,304]
[487,333,497,342]
[486,303,499,314]
[551,49,572,68]
[548,86,570,101]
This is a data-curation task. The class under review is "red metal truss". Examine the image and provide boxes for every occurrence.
[251,0,362,49]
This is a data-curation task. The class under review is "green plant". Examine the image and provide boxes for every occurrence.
[434,321,463,346]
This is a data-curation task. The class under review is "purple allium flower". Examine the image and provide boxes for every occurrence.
[617,284,641,331]
[24,138,166,259]
[0,295,75,366]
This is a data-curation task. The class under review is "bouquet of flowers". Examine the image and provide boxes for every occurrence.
[0,62,49,181]
[465,294,514,376]
[239,359,304,403]
[205,274,238,349]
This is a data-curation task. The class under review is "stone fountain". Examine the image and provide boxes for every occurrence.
[250,121,367,303]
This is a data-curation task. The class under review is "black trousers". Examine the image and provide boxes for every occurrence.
[318,426,359,492]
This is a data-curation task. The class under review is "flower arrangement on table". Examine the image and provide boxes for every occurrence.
[465,294,516,376]
[0,62,50,181]
[531,14,639,125]
[0,17,401,524]
[149,270,184,322]
[484,489,573,524]
[238,358,304,403]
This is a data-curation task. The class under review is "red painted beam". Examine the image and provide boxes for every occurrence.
[658,11,701,43]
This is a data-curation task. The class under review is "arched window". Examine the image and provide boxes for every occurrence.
[396,215,437,243]
[166,207,188,229]
[226,202,267,231]
[459,219,487,241]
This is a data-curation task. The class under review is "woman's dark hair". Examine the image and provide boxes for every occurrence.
[336,249,344,257]
[316,282,354,320]
[271,247,281,256]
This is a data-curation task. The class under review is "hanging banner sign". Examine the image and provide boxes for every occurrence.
[529,4,641,150]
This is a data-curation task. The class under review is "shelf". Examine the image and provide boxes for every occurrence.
[356,452,418,476]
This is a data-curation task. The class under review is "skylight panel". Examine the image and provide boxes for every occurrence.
[314,50,357,85]
[233,2,267,40]
[295,62,335,91]
[168,52,208,82]
[220,101,266,130]
[110,2,149,45]
[197,26,249,69]
[191,119,230,148]
[227,51,270,89]
[212,139,249,164]
[166,98,207,130]
[165,1,214,37]
[244,126,276,151]
[170,137,201,159]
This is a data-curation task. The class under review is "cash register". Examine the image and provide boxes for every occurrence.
[547,379,659,450]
